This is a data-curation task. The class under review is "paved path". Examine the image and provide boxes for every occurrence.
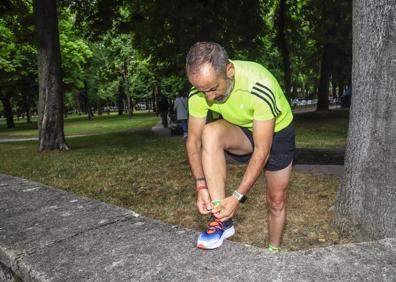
[0,173,395,281]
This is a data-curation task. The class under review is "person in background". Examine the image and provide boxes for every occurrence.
[174,92,189,138]
[158,94,169,128]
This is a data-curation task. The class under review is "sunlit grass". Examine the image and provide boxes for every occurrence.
[295,109,349,148]
[0,111,157,138]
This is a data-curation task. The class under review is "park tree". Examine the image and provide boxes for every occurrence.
[304,0,352,111]
[72,0,280,103]
[0,2,37,128]
[334,1,396,239]
[274,0,292,101]
[58,9,93,117]
[34,0,69,150]
[0,21,17,128]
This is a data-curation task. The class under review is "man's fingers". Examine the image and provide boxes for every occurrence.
[199,207,210,215]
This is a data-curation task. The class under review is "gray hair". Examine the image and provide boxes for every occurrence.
[186,42,229,77]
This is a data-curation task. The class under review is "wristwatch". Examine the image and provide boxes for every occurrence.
[233,190,247,203]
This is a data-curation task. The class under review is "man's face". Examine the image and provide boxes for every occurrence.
[188,63,234,102]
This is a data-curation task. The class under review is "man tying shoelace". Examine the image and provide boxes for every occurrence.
[185,42,295,252]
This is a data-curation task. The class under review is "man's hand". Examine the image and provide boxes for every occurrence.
[212,195,239,221]
[197,189,213,215]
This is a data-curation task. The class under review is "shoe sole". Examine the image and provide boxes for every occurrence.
[197,226,235,250]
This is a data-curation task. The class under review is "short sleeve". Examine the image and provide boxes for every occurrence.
[188,87,208,118]
[251,81,281,120]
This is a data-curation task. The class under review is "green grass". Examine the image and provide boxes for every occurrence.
[0,109,353,251]
[294,109,349,148]
[0,111,157,138]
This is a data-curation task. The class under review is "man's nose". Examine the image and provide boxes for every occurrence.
[205,91,215,101]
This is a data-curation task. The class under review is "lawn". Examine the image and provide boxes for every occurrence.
[294,109,349,148]
[0,111,157,138]
[0,109,352,251]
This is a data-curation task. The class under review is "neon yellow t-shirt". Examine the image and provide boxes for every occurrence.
[188,60,293,132]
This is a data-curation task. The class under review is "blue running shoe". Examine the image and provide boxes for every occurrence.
[197,216,235,249]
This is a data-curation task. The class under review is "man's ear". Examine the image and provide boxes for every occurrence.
[226,63,235,79]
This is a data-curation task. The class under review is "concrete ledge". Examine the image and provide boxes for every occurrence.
[0,173,395,281]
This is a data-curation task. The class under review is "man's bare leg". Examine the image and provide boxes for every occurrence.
[265,162,293,247]
[201,119,253,202]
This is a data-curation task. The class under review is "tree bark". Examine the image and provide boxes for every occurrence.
[334,0,396,240]
[122,61,133,119]
[34,0,69,151]
[0,93,15,128]
[331,79,337,99]
[316,43,331,111]
[117,79,124,115]
[83,82,93,120]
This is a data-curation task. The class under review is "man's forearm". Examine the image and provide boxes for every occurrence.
[186,139,205,180]
[237,149,269,195]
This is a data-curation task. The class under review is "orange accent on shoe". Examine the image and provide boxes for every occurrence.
[206,217,222,234]
[197,243,207,249]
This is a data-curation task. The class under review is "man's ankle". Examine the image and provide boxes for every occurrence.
[267,244,281,253]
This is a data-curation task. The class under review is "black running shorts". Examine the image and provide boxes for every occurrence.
[225,122,296,171]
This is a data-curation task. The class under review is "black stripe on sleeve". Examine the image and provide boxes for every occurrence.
[252,86,280,116]
[251,91,277,117]
[255,82,281,114]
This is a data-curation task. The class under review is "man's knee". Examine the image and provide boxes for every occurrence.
[202,122,223,149]
[267,193,287,215]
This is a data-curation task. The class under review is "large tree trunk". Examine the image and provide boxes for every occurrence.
[316,43,331,111]
[276,0,291,102]
[34,0,69,151]
[334,1,396,240]
[0,93,15,128]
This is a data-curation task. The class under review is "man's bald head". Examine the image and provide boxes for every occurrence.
[186,42,229,78]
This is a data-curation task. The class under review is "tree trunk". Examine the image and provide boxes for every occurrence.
[276,0,291,102]
[34,0,69,151]
[334,0,396,240]
[126,95,133,118]
[1,93,15,128]
[26,107,31,123]
[22,90,32,123]
[117,79,124,115]
[153,84,160,115]
[331,79,337,99]
[122,61,133,119]
[316,43,331,111]
[82,82,93,120]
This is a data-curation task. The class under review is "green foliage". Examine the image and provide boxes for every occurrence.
[85,32,155,105]
[0,21,16,73]
[1,0,352,119]
[59,9,93,92]
[0,3,37,117]
[304,0,352,86]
